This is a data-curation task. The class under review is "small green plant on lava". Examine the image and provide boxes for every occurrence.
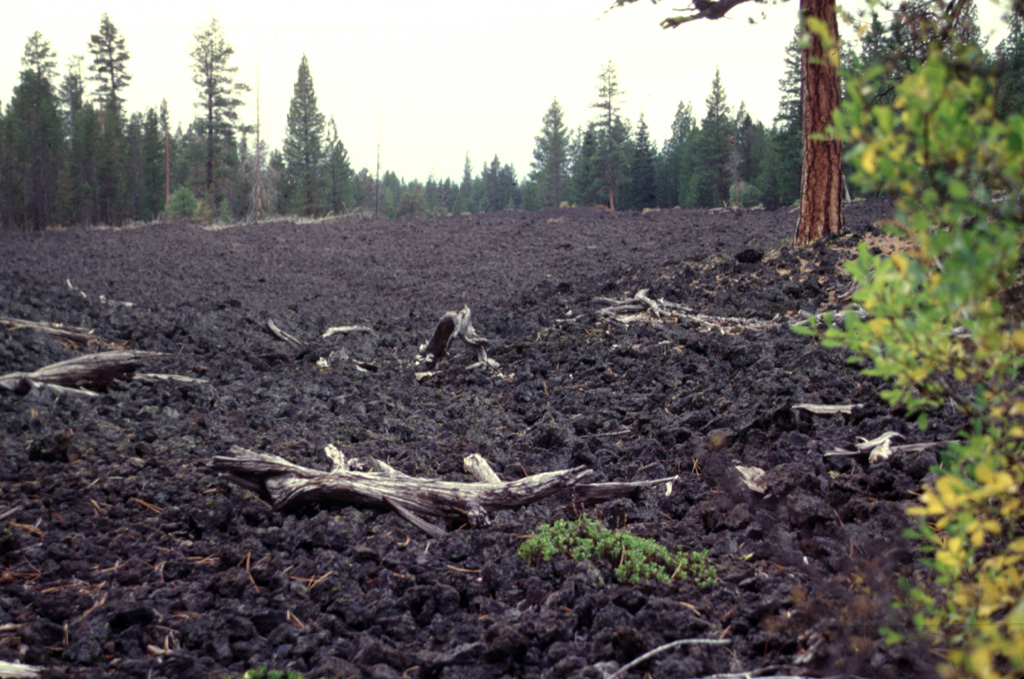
[518,514,716,587]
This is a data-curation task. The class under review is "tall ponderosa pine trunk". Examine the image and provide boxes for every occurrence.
[795,0,845,245]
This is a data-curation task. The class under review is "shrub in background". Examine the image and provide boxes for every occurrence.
[166,185,199,219]
[806,42,1024,679]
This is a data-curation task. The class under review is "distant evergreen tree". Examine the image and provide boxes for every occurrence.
[520,180,541,211]
[283,54,326,216]
[656,101,695,207]
[88,14,131,111]
[499,162,519,210]
[189,16,249,204]
[530,97,569,208]
[85,14,133,225]
[7,32,62,228]
[765,31,803,208]
[139,108,164,220]
[589,60,630,210]
[629,113,656,210]
[324,117,352,214]
[58,56,86,140]
[397,180,427,218]
[458,153,473,213]
[569,123,600,206]
[688,68,733,208]
[483,156,500,211]
[995,10,1024,117]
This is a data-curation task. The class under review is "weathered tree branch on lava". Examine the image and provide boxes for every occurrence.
[265,319,307,349]
[0,350,162,396]
[416,305,498,370]
[212,444,678,538]
[594,289,776,334]
[0,316,98,347]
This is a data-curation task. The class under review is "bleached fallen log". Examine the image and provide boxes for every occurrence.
[0,316,96,346]
[594,289,775,334]
[0,659,43,679]
[793,403,863,415]
[132,372,210,386]
[322,325,374,338]
[213,445,678,538]
[0,350,160,395]
[417,305,498,369]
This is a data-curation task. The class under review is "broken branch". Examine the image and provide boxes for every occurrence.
[213,445,678,537]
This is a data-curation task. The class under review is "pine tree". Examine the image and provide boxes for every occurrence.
[630,113,656,209]
[590,60,630,210]
[324,116,352,214]
[656,101,695,207]
[770,29,803,207]
[140,108,164,220]
[190,16,249,204]
[58,56,85,141]
[483,156,500,211]
[569,123,600,206]
[283,54,326,216]
[530,97,569,208]
[995,9,1024,117]
[8,32,62,227]
[689,68,733,208]
[88,14,131,112]
[458,153,473,213]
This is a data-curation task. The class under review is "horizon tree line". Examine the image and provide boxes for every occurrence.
[0,5,1019,231]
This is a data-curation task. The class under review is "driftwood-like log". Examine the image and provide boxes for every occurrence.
[213,445,678,538]
[0,659,42,679]
[595,289,776,334]
[0,350,160,395]
[417,306,498,370]
[0,316,97,346]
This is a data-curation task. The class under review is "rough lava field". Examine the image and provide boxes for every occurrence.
[0,201,962,679]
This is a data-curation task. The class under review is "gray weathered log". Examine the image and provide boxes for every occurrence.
[0,660,43,679]
[213,445,678,537]
[0,316,96,346]
[594,289,776,333]
[417,305,498,369]
[0,350,160,394]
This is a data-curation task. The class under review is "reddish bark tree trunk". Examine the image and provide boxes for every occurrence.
[795,0,845,246]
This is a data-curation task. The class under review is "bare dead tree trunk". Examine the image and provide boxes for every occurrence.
[795,0,845,246]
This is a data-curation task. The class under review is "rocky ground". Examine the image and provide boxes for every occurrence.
[0,201,959,679]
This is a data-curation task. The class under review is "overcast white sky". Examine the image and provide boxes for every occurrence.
[0,0,1011,182]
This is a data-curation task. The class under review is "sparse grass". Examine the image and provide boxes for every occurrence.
[518,514,716,587]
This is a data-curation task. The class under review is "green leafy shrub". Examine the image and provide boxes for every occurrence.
[166,185,199,219]
[518,514,716,587]
[808,42,1024,679]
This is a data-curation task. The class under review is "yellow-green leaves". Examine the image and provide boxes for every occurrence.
[823,39,1024,679]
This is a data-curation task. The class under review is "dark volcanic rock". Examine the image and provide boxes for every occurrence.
[0,200,951,678]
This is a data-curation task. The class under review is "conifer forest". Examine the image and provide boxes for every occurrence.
[1,7,1021,229]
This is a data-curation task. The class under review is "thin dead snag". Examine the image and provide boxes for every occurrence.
[0,350,162,396]
[417,306,498,370]
[213,445,678,538]
[595,289,776,334]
